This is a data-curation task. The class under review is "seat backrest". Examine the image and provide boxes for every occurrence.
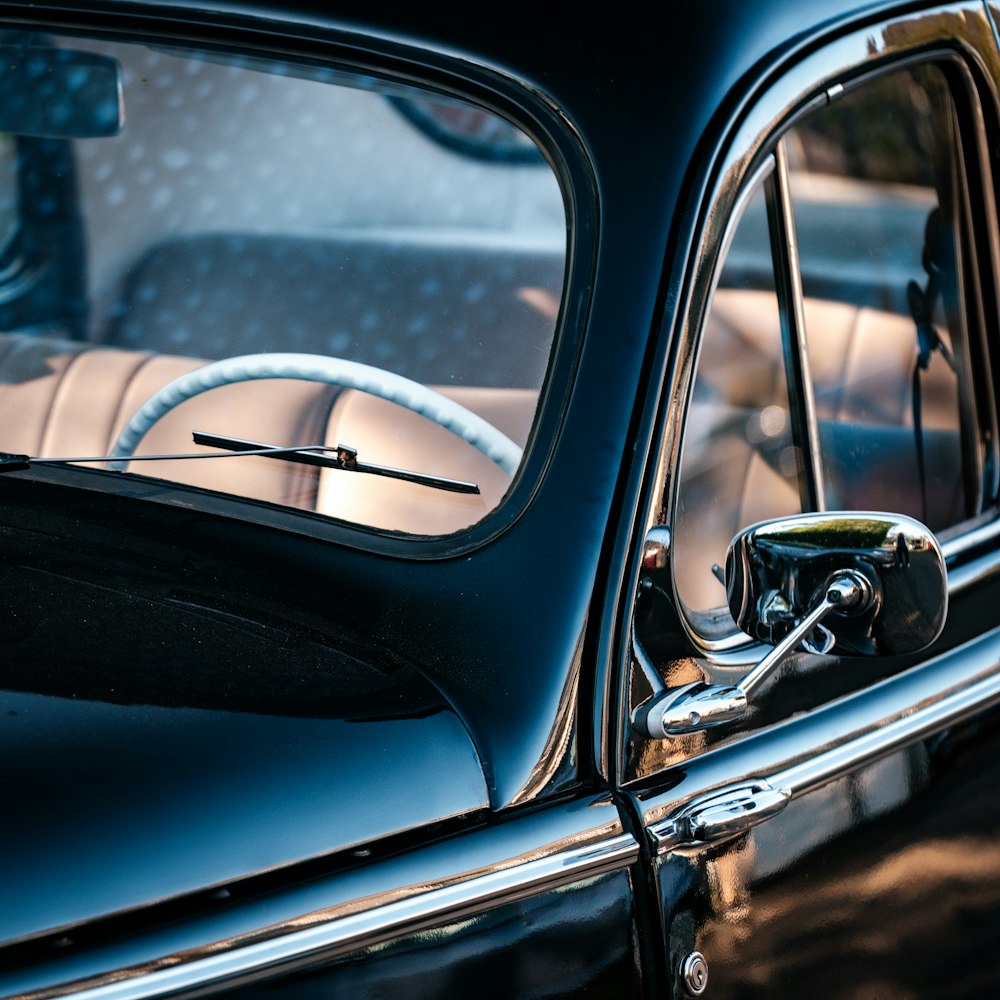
[315,386,538,534]
[104,233,565,389]
[0,332,337,506]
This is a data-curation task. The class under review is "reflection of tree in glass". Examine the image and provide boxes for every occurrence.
[787,64,950,187]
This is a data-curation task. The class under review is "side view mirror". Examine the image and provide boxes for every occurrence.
[633,511,947,739]
[727,511,947,656]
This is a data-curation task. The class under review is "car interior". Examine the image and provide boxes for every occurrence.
[673,61,977,618]
[0,32,566,535]
[0,40,978,572]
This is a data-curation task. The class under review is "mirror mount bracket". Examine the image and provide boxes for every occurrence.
[634,569,874,738]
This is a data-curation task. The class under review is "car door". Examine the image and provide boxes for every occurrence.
[0,10,656,999]
[619,5,1000,997]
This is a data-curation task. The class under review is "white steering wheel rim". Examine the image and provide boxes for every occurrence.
[110,353,524,475]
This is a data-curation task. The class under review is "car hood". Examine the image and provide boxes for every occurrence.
[0,561,489,948]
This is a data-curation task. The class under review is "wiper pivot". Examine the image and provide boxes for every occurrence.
[0,452,30,471]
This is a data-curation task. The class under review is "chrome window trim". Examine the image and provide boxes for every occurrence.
[948,531,1000,588]
[639,622,1000,843]
[769,137,826,512]
[651,2,999,656]
[5,799,638,1000]
[665,155,774,640]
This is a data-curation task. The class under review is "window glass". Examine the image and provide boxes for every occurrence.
[675,61,983,628]
[675,175,804,614]
[788,64,970,530]
[0,32,566,536]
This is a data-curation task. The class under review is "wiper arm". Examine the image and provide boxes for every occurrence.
[0,433,480,495]
[191,432,480,494]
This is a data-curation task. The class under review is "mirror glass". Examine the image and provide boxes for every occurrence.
[726,511,948,656]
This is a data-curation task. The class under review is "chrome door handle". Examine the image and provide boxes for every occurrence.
[651,781,790,852]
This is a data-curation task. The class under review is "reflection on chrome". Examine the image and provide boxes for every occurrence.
[14,801,638,1000]
[727,511,947,658]
[643,624,1000,838]
[654,781,790,852]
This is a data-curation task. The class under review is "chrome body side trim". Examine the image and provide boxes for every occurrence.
[642,625,1000,844]
[6,799,638,1000]
[949,540,1000,591]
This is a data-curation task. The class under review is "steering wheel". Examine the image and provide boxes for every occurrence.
[109,353,524,474]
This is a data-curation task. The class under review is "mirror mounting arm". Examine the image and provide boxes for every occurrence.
[740,569,869,696]
[633,569,871,739]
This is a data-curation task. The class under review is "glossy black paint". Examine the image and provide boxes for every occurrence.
[1,1,999,998]
[654,706,1000,999]
[0,475,489,946]
[219,871,644,1000]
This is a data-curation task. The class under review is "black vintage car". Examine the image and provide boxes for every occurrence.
[2,1,999,997]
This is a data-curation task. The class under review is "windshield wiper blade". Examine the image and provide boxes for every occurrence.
[191,432,480,494]
[0,434,480,495]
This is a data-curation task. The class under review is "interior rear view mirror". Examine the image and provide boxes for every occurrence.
[0,46,122,138]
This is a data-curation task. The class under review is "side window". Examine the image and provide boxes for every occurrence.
[675,62,990,628]
[0,33,567,538]
[789,64,974,527]
[673,172,804,615]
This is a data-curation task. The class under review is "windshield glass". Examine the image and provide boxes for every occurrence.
[0,31,567,536]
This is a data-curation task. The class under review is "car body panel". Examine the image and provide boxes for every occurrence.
[0,796,639,997]
[0,484,490,946]
[648,708,1000,996]
[1,1,999,997]
[222,869,645,1000]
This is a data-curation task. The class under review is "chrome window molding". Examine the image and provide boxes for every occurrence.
[649,2,1000,657]
[948,528,1000,589]
[768,137,826,512]
[638,621,1000,844]
[4,798,637,1000]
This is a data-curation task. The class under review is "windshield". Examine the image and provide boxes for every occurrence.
[0,32,567,536]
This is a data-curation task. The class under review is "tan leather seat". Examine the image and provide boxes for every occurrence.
[0,332,339,507]
[315,386,537,534]
[705,289,959,428]
[0,332,537,534]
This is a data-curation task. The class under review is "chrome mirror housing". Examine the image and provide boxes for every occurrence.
[634,511,947,739]
[727,511,947,656]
